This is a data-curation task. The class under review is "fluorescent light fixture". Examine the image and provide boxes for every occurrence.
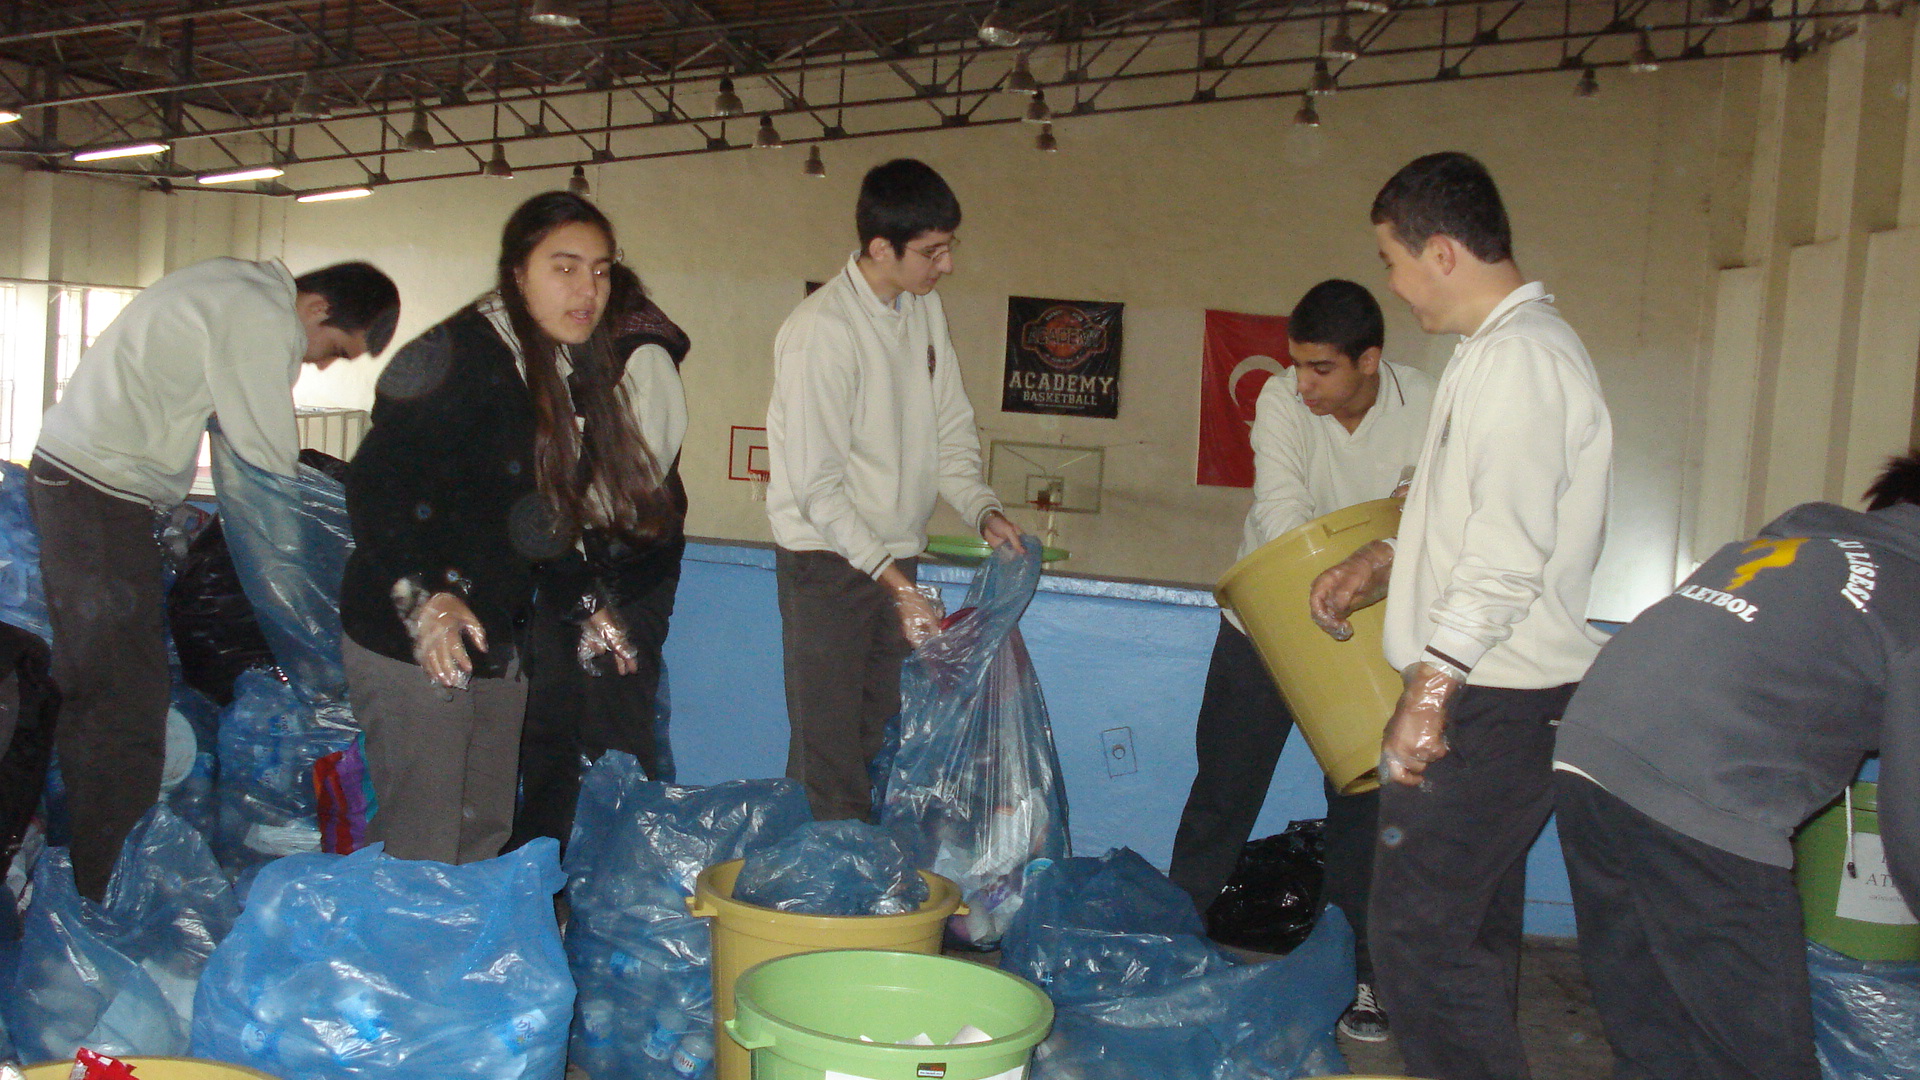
[71,140,170,162]
[296,187,373,203]
[0,109,20,124]
[197,165,285,185]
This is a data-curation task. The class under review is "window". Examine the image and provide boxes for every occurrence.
[0,281,140,464]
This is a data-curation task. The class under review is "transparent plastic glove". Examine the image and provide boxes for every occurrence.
[1380,660,1465,787]
[886,577,944,648]
[403,591,486,690]
[578,607,639,676]
[1308,539,1396,641]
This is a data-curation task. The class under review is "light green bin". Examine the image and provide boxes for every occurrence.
[1794,782,1920,962]
[726,950,1053,1080]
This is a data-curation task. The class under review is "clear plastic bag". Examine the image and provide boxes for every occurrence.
[190,839,572,1080]
[881,539,1069,948]
[0,463,49,644]
[1002,849,1351,1080]
[733,820,929,916]
[213,670,357,881]
[562,752,810,1080]
[1,805,239,1063]
[207,426,356,706]
[1807,941,1920,1080]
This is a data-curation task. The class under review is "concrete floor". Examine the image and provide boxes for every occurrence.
[1333,937,1615,1080]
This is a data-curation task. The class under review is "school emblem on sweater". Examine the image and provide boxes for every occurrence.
[1003,296,1123,418]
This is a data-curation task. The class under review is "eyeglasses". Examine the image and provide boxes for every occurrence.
[905,237,958,262]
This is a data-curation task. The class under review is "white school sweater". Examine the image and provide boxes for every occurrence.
[35,257,307,509]
[1225,361,1435,631]
[1382,282,1613,688]
[766,253,1000,577]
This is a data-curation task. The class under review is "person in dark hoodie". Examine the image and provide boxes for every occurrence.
[1552,450,1920,1080]
[508,263,692,853]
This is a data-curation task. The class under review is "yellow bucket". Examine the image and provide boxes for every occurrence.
[687,859,965,1080]
[1215,497,1405,795]
[21,1059,280,1079]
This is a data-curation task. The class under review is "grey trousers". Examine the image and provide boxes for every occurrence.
[344,634,527,864]
[775,547,915,822]
[27,456,170,903]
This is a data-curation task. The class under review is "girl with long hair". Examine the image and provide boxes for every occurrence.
[339,191,675,863]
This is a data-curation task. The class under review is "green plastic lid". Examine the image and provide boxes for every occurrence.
[923,535,1068,564]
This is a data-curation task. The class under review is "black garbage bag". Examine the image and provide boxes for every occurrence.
[1204,819,1326,954]
[0,622,58,881]
[166,517,275,707]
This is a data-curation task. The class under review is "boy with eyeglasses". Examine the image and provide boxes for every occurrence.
[766,158,1021,821]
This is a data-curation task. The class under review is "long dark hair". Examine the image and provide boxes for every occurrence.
[496,191,673,544]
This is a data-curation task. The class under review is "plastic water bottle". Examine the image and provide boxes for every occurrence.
[641,1004,682,1062]
[670,1032,714,1078]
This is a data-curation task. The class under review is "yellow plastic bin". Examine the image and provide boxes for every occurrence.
[21,1058,281,1079]
[688,859,966,1080]
[1215,497,1405,794]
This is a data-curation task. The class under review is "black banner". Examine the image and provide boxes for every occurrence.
[1001,296,1123,418]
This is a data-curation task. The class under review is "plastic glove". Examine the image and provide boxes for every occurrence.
[1308,539,1396,641]
[1380,660,1465,787]
[578,607,639,676]
[402,591,487,689]
[883,573,944,648]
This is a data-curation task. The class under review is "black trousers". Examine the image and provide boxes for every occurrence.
[1555,773,1819,1080]
[775,548,914,822]
[26,456,169,903]
[1369,681,1575,1080]
[1167,617,1379,979]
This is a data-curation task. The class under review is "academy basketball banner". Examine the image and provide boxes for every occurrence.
[1197,308,1291,488]
[1002,296,1124,418]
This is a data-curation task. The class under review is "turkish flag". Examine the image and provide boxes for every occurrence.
[1197,309,1292,487]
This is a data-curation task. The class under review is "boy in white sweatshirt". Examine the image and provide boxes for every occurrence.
[1310,152,1613,1080]
[766,159,1021,821]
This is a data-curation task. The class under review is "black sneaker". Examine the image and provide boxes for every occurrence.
[1338,982,1389,1043]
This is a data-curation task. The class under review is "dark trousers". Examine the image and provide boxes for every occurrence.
[510,607,667,853]
[26,456,169,902]
[775,548,914,822]
[1555,774,1818,1080]
[1370,682,1575,1080]
[1167,617,1379,979]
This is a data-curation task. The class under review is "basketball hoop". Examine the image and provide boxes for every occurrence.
[748,467,770,503]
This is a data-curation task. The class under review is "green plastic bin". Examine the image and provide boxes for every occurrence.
[726,950,1053,1080]
[1794,782,1919,961]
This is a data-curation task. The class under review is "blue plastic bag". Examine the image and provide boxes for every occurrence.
[213,669,357,881]
[1808,941,1920,1080]
[0,462,50,644]
[191,839,573,1080]
[207,425,354,706]
[1,805,238,1063]
[734,820,930,916]
[1003,849,1350,1080]
[564,752,810,1080]
[881,539,1069,947]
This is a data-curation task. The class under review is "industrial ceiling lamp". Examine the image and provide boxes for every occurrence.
[289,74,331,119]
[1292,92,1322,127]
[1346,0,1391,12]
[1700,0,1742,22]
[978,6,1025,47]
[1023,89,1051,123]
[754,114,784,148]
[402,105,437,152]
[70,140,170,162]
[1323,15,1361,61]
[1310,59,1339,95]
[1629,28,1660,72]
[803,146,827,177]
[528,0,583,28]
[1034,122,1058,152]
[121,21,173,77]
[713,76,745,117]
[296,186,373,203]
[568,165,591,196]
[484,143,514,178]
[1575,66,1600,96]
[1004,53,1040,94]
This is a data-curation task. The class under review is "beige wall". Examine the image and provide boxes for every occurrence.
[9,10,1920,623]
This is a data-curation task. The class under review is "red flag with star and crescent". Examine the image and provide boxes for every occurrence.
[1197,308,1292,487]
